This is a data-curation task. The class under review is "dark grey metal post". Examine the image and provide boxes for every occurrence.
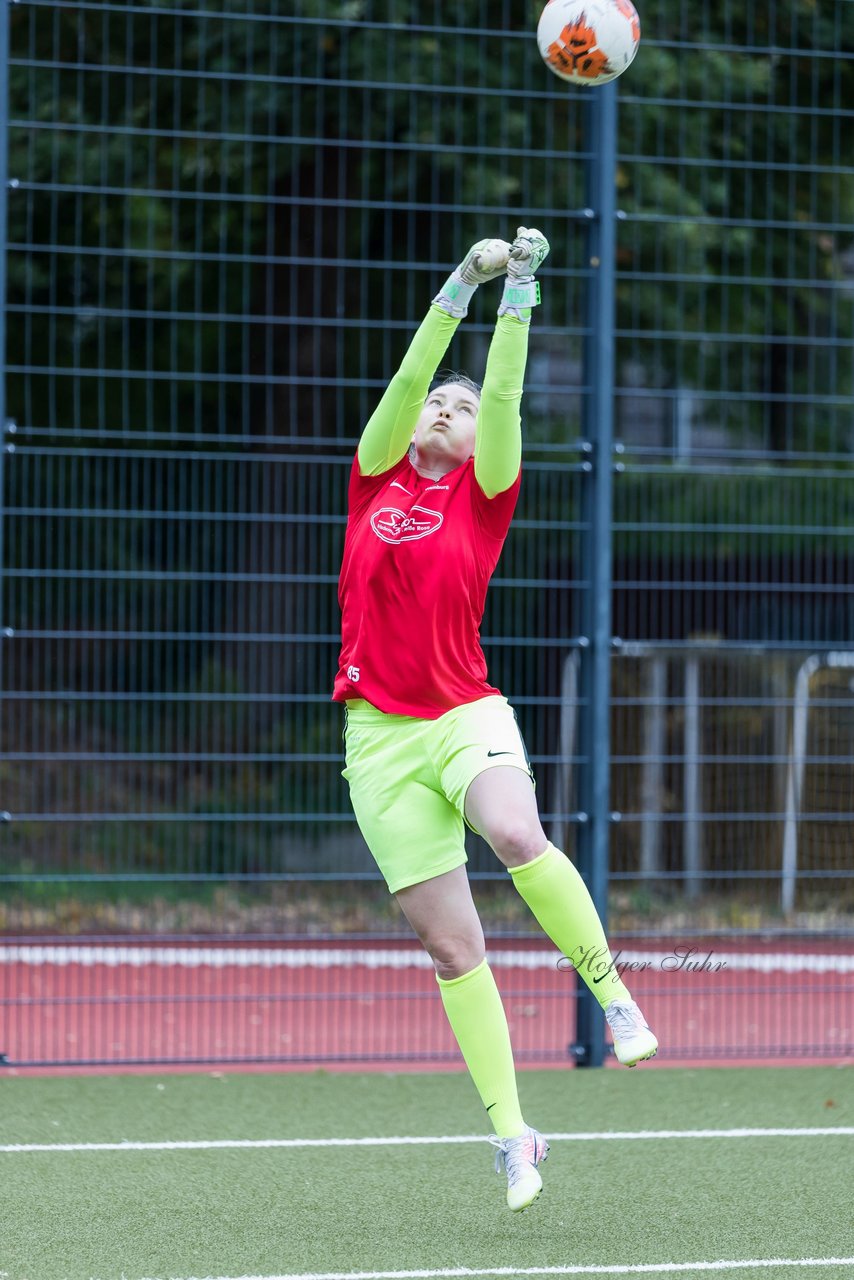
[0,0,10,631]
[573,82,618,1068]
[0,0,10,838]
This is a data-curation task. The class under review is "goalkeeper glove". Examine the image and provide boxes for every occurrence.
[432,238,512,318]
[499,226,550,321]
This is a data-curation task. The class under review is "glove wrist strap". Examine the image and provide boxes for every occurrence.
[498,277,541,320]
[501,278,541,307]
[432,271,477,318]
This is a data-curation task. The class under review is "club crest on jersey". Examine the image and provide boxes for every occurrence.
[370,505,443,544]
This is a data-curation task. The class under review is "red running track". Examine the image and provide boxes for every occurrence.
[1,938,852,1071]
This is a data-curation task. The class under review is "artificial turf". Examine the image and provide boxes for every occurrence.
[2,1066,852,1280]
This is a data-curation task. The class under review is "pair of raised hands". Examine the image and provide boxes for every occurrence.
[459,227,550,284]
[433,227,550,321]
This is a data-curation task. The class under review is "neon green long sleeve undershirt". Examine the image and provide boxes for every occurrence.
[357,303,530,499]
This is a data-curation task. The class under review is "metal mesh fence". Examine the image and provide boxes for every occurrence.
[1,0,852,1067]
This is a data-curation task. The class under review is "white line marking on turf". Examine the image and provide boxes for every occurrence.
[1,944,853,974]
[2,1127,852,1154]
[129,1258,854,1278]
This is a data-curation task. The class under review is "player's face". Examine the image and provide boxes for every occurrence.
[412,386,480,468]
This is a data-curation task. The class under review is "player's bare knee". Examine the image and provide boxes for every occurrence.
[431,940,485,981]
[491,821,547,868]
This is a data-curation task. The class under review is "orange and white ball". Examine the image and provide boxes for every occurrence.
[537,0,641,86]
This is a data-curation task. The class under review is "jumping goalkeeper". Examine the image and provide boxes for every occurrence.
[333,228,658,1212]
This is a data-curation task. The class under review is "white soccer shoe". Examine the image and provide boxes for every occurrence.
[488,1123,550,1212]
[605,998,659,1066]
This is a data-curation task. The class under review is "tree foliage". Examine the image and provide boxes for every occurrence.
[8,0,853,451]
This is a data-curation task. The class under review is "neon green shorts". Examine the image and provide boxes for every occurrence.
[341,694,536,893]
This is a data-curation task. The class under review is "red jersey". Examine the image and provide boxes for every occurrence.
[333,452,521,718]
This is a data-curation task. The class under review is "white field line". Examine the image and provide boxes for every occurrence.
[2,1127,853,1154]
[128,1258,854,1278]
[1,944,853,974]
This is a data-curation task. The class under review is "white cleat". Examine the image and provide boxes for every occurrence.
[605,998,659,1066]
[488,1123,550,1212]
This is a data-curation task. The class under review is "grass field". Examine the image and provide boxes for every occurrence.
[2,1066,853,1280]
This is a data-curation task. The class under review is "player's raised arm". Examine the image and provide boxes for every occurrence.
[356,239,511,477]
[474,227,550,500]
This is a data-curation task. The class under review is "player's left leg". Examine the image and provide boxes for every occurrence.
[464,764,658,1066]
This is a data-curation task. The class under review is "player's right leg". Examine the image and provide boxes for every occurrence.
[341,705,546,1210]
[397,869,548,1212]
[395,867,524,1140]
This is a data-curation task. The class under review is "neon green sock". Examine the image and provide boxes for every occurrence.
[509,842,632,1010]
[436,959,524,1139]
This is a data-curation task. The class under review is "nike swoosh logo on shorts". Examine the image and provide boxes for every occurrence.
[487,750,514,758]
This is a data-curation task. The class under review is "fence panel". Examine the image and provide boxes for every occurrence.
[1,1,852,1067]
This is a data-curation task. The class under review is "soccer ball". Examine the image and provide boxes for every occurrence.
[537,0,641,86]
